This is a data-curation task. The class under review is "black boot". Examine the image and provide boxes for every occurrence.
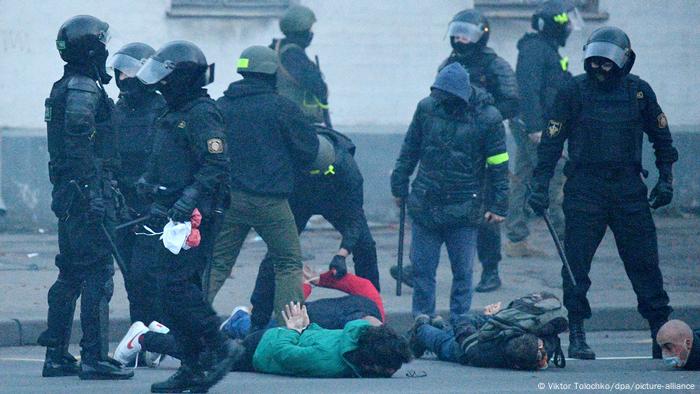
[390,264,415,288]
[79,358,134,380]
[568,320,596,360]
[475,268,501,293]
[202,335,242,390]
[42,347,80,377]
[151,365,207,393]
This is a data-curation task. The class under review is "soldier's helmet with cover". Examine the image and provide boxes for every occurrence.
[280,5,316,34]
[583,26,636,78]
[447,9,490,55]
[531,0,584,47]
[237,45,279,76]
[56,15,112,82]
[136,40,214,102]
[308,133,336,176]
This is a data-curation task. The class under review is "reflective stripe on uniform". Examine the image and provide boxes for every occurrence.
[486,152,509,166]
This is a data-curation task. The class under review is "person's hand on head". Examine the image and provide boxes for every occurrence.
[484,211,505,224]
[303,265,320,285]
[282,301,309,333]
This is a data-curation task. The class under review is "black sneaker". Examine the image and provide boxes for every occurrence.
[41,348,80,377]
[79,359,134,380]
[390,265,415,288]
[151,365,207,393]
[408,315,431,359]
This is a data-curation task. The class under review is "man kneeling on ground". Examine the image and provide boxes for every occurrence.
[232,301,412,378]
[656,319,700,370]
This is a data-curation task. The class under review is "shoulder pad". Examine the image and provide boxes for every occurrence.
[477,104,503,125]
[67,75,99,93]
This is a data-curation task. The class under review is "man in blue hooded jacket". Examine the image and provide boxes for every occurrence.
[390,63,509,325]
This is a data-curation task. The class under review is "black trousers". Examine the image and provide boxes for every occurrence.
[39,213,114,363]
[157,222,220,365]
[477,221,501,271]
[562,171,671,323]
[117,229,164,325]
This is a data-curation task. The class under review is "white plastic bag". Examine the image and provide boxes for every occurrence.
[160,220,192,255]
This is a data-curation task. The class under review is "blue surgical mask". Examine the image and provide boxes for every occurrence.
[663,356,681,367]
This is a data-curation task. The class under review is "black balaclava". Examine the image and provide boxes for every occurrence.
[584,57,622,91]
[450,38,481,61]
[92,46,112,84]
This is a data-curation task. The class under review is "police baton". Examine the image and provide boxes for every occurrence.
[542,212,576,287]
[115,215,151,231]
[70,180,128,276]
[396,200,406,296]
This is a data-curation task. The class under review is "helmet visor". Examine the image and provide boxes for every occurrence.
[584,41,629,68]
[97,27,111,45]
[446,21,485,43]
[107,53,145,78]
[136,57,176,85]
[567,8,584,31]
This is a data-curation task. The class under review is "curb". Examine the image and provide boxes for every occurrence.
[3,305,700,348]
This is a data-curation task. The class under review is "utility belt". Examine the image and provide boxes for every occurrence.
[564,162,647,180]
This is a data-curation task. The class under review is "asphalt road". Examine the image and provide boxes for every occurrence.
[0,331,698,394]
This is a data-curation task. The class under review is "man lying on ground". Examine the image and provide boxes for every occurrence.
[408,292,568,371]
[114,266,385,366]
[220,266,385,339]
[231,301,412,378]
[656,319,700,370]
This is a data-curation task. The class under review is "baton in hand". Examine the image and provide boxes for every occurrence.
[70,180,128,276]
[115,215,151,231]
[396,200,406,296]
[542,212,576,287]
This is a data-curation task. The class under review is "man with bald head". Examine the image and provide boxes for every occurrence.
[656,320,700,370]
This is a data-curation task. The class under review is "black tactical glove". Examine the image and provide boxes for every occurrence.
[528,183,550,216]
[168,186,199,223]
[649,178,673,209]
[135,176,157,199]
[329,255,348,279]
[87,195,105,223]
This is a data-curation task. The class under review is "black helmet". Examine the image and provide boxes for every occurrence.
[56,15,110,65]
[583,26,635,75]
[109,42,155,78]
[448,9,490,48]
[137,40,214,88]
[531,0,583,47]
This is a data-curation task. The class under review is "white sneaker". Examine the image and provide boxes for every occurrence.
[148,321,170,334]
[142,321,170,367]
[114,321,148,366]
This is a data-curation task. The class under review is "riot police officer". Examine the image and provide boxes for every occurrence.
[136,40,237,392]
[529,27,677,360]
[270,4,330,125]
[391,9,517,293]
[506,0,583,257]
[40,15,133,380]
[109,42,167,327]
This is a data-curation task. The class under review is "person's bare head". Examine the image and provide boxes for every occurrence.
[656,320,694,368]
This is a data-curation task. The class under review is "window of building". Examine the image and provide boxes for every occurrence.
[167,0,295,18]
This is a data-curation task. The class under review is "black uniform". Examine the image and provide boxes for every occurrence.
[684,330,700,370]
[111,90,166,324]
[532,73,677,325]
[143,90,230,365]
[40,63,117,364]
[249,128,380,325]
[439,47,518,272]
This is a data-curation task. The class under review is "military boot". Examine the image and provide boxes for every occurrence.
[41,347,80,377]
[151,364,208,393]
[475,268,501,293]
[79,358,134,380]
[568,320,596,360]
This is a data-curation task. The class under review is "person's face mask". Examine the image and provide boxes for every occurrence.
[450,37,479,58]
[660,338,691,368]
[663,356,683,368]
[589,58,615,82]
